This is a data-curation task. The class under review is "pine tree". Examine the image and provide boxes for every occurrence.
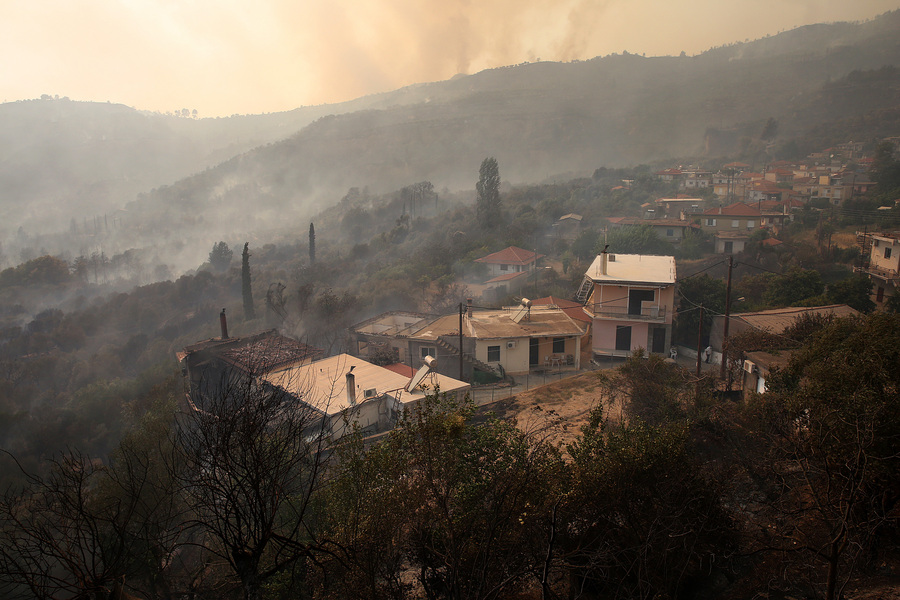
[208,241,233,272]
[309,223,316,263]
[242,243,256,320]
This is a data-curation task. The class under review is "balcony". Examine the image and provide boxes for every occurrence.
[590,304,667,322]
[854,265,900,283]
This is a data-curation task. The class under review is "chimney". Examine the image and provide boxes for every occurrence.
[600,249,609,275]
[346,367,356,405]
[466,297,473,318]
[219,308,229,339]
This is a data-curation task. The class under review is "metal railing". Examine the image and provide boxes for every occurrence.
[589,304,667,321]
[854,265,900,282]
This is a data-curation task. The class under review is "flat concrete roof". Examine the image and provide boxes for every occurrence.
[410,306,584,342]
[585,253,676,286]
[262,354,469,416]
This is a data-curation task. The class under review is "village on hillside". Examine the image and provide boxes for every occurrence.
[3,130,900,600]
[176,138,900,444]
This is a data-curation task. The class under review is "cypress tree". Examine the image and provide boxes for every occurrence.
[476,157,501,228]
[242,242,256,320]
[309,223,316,263]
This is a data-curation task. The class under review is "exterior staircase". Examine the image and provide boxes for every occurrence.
[436,336,500,377]
[575,276,593,304]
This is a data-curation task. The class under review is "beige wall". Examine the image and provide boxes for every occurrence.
[871,237,900,273]
[591,283,675,324]
[700,216,757,233]
[475,336,581,374]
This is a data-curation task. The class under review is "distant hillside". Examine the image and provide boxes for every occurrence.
[125,11,900,240]
[0,92,427,235]
[4,11,900,250]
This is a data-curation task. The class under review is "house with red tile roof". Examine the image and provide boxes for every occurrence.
[654,197,706,218]
[764,168,795,184]
[700,203,762,233]
[654,168,682,182]
[700,203,764,254]
[475,246,544,278]
[747,180,786,204]
[472,246,545,300]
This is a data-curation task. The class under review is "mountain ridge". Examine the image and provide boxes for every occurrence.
[3,11,900,252]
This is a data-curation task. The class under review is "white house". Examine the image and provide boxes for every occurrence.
[262,353,470,440]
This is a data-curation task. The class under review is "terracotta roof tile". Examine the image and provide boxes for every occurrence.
[475,246,544,265]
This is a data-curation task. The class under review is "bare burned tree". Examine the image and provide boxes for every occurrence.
[0,449,163,600]
[172,354,333,600]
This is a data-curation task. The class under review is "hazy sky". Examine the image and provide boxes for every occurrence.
[2,0,898,117]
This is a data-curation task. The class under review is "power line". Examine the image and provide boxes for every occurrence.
[677,259,727,280]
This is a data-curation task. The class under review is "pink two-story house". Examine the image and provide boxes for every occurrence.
[578,252,676,358]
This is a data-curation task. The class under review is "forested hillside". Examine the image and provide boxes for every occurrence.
[5,11,900,275]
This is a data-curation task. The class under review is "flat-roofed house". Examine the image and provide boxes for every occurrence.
[350,303,586,380]
[707,304,860,364]
[262,353,470,440]
[577,252,676,358]
[855,231,900,307]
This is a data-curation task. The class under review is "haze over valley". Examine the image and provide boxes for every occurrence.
[2,4,900,599]
[2,10,900,281]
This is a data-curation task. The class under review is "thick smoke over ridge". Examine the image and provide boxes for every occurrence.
[2,0,896,116]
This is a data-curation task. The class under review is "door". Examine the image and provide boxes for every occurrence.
[628,289,655,316]
[724,241,733,254]
[529,337,540,365]
[651,327,666,354]
[615,326,632,352]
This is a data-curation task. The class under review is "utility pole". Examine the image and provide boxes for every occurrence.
[696,304,704,400]
[459,302,464,381]
[720,255,734,382]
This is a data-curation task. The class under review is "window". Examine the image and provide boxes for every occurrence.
[731,220,740,228]
[487,345,501,362]
[421,346,436,359]
[666,228,674,237]
[746,220,755,229]
[500,264,508,271]
[885,247,893,259]
[552,337,566,353]
[706,218,717,227]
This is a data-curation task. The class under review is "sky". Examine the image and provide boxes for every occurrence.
[2,0,898,118]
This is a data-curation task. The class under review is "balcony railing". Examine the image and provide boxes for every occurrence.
[854,265,900,283]
[590,304,667,321]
